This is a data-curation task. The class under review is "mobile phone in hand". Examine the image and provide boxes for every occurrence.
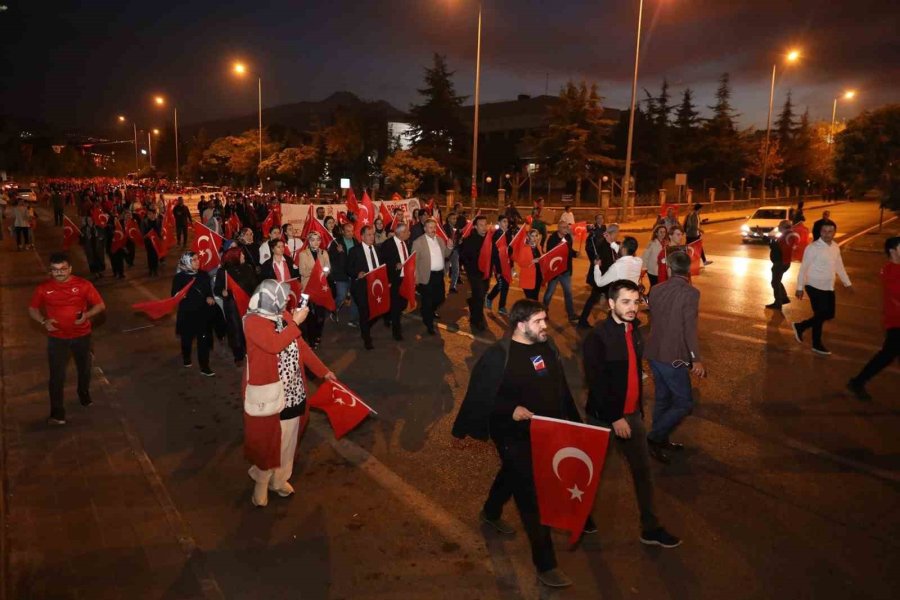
[299,293,310,309]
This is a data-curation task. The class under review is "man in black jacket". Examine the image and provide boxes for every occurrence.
[327,222,357,324]
[458,216,489,331]
[541,221,578,322]
[452,299,585,588]
[347,225,381,349]
[577,223,620,329]
[582,280,681,549]
[379,223,411,340]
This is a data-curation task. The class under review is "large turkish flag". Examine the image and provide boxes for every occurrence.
[126,218,143,245]
[304,259,337,312]
[530,416,611,544]
[365,264,390,319]
[132,279,196,320]
[191,222,223,271]
[309,380,376,439]
[62,216,81,250]
[110,219,127,255]
[538,241,569,282]
[686,238,703,276]
[399,252,417,310]
[225,272,250,317]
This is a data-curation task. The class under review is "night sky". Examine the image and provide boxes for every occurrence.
[1,0,897,132]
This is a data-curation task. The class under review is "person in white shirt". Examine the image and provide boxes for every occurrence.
[791,220,853,355]
[283,223,304,260]
[594,236,643,288]
[258,225,283,264]
[558,206,575,227]
[642,224,669,287]
[411,219,452,335]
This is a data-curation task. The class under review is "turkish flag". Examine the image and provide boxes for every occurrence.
[345,188,360,214]
[337,211,350,225]
[434,219,450,245]
[686,238,703,276]
[261,210,277,236]
[365,264,390,319]
[354,194,375,239]
[299,204,315,239]
[530,416,611,544]
[164,200,176,230]
[308,216,334,248]
[378,202,393,230]
[272,203,282,228]
[572,221,588,244]
[399,252,417,310]
[191,222,223,271]
[304,259,337,312]
[110,219,127,255]
[538,241,569,282]
[478,230,493,280]
[424,197,435,214]
[510,224,529,257]
[461,211,481,238]
[132,279,195,320]
[225,272,250,317]
[285,278,304,313]
[145,230,165,257]
[496,233,513,282]
[361,191,376,219]
[792,222,811,262]
[91,206,109,228]
[309,380,376,439]
[62,216,81,250]
[126,218,143,245]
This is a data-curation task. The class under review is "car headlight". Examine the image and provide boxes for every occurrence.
[740,224,750,233]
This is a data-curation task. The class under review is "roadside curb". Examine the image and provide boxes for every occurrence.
[838,214,899,248]
[617,201,848,233]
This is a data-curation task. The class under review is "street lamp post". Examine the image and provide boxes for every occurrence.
[830,90,856,145]
[762,49,800,200]
[154,96,180,183]
[118,115,139,171]
[621,0,645,216]
[233,62,264,189]
[469,3,483,209]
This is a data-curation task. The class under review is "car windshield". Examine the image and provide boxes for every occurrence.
[751,209,786,220]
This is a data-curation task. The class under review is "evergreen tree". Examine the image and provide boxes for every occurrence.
[782,108,814,186]
[641,80,673,187]
[408,53,468,188]
[775,91,796,145]
[673,88,700,175]
[697,73,748,189]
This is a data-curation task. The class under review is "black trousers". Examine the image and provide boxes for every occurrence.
[176,223,188,247]
[384,281,408,338]
[487,273,509,309]
[578,284,606,325]
[53,207,64,226]
[523,286,541,300]
[466,269,487,328]
[797,285,835,348]
[350,281,374,345]
[48,335,92,420]
[770,262,790,306]
[223,298,247,360]
[647,273,659,288]
[125,240,136,267]
[145,239,159,275]
[853,328,899,386]
[419,270,446,331]
[181,330,211,369]
[483,435,557,573]
[110,250,126,277]
[300,302,328,347]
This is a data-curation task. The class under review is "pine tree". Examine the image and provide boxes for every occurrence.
[697,73,748,189]
[408,53,468,188]
[673,88,699,174]
[776,91,796,145]
[782,108,814,186]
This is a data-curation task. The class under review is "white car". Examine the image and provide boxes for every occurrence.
[13,187,38,203]
[740,206,790,242]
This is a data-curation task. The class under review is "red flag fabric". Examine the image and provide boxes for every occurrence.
[399,252,417,310]
[530,416,611,545]
[62,216,81,250]
[226,213,242,239]
[261,210,277,236]
[225,272,250,317]
[272,203,282,228]
[145,230,165,257]
[792,222,811,262]
[285,278,304,313]
[308,214,335,248]
[424,198,435,214]
[365,264,390,319]
[391,192,403,201]
[572,221,588,243]
[337,211,349,225]
[496,233,513,282]
[510,224,529,258]
[686,238,703,277]
[461,211,482,239]
[478,230,493,280]
[91,206,109,228]
[538,241,569,282]
[361,191,376,218]
[110,219,127,255]
[304,259,337,312]
[354,193,376,239]
[299,204,315,240]
[191,222,223,271]
[132,279,196,320]
[309,380,376,439]
[434,219,450,245]
[126,218,143,245]
[345,188,359,215]
[378,202,393,229]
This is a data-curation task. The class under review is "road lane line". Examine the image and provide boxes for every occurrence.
[839,215,899,247]
[122,324,155,334]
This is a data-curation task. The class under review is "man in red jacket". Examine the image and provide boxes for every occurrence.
[847,236,900,400]
[27,253,106,425]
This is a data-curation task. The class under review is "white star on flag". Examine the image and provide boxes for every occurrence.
[567,484,584,502]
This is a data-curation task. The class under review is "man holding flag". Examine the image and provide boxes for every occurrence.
[379,223,412,341]
[458,216,490,332]
[411,218,452,336]
[347,225,385,350]
[541,221,579,323]
[452,299,586,588]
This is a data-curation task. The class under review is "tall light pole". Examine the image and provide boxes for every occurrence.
[154,96,179,184]
[762,49,800,200]
[469,3,483,209]
[621,0,645,215]
[118,115,139,171]
[830,90,856,145]
[233,62,264,189]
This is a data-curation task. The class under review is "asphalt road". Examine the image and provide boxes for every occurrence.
[8,201,900,599]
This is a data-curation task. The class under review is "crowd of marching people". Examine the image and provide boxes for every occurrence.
[20,177,899,590]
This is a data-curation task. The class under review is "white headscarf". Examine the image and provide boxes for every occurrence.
[247,279,290,319]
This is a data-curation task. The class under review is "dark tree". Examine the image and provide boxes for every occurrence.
[697,73,748,189]
[672,88,700,175]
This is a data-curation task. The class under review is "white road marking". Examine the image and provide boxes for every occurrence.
[122,324,155,334]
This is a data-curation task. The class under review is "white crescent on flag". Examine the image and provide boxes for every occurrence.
[552,446,594,502]
[549,256,563,272]
[371,278,384,303]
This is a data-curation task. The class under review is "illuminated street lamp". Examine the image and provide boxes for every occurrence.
[117,115,139,170]
[152,95,180,183]
[762,48,801,200]
[232,61,264,188]
[830,90,856,144]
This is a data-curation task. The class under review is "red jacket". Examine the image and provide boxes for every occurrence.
[515,244,538,290]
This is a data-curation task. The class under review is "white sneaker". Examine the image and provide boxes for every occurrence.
[269,481,295,497]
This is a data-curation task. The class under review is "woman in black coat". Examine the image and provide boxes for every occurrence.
[213,246,259,365]
[172,252,217,376]
[259,239,299,282]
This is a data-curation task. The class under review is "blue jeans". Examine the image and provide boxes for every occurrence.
[648,360,693,443]
[541,272,575,319]
[333,280,358,321]
[447,249,460,288]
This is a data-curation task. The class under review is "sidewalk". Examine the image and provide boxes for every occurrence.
[0,210,221,600]
[617,200,847,232]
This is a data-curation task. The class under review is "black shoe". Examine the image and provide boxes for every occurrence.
[479,509,515,534]
[790,322,804,344]
[200,369,216,377]
[811,345,832,356]
[576,321,592,330]
[537,568,573,588]
[47,417,67,426]
[426,327,436,336]
[583,516,598,534]
[647,443,671,464]
[640,527,682,548]
[764,303,782,310]
[79,396,93,407]
[364,339,374,350]
[662,440,684,451]
[846,379,872,401]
